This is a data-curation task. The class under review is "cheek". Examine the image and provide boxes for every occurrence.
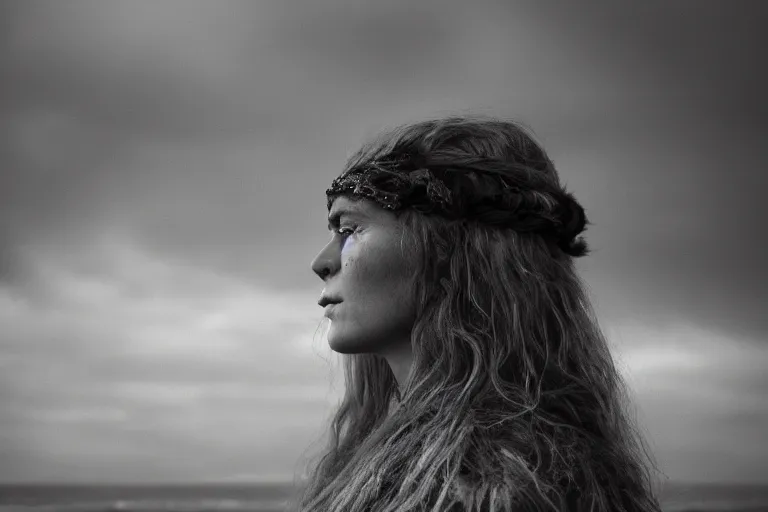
[344,239,413,302]
[363,260,415,316]
[354,254,401,289]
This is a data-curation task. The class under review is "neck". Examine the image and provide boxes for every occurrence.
[379,339,413,395]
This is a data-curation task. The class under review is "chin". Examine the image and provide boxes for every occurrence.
[327,337,361,354]
[326,327,356,354]
[326,325,372,354]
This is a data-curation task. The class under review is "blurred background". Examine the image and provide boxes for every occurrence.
[1,0,766,489]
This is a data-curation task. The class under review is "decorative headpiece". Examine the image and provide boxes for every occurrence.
[326,152,589,257]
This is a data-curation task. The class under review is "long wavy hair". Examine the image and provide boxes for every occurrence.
[293,116,661,511]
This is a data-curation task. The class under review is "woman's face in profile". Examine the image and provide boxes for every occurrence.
[311,196,417,356]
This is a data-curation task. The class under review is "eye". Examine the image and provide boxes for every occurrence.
[336,226,355,237]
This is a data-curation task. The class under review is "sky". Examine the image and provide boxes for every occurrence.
[0,0,766,485]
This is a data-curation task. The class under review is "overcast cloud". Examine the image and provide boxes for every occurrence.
[0,0,766,484]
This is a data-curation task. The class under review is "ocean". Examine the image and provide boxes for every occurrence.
[0,481,766,511]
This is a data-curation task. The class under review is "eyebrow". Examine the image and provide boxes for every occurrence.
[327,206,367,231]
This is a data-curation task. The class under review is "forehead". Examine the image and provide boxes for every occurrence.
[328,195,375,218]
[326,196,402,232]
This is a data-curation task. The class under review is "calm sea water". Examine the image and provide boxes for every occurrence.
[0,482,766,511]
[0,483,294,512]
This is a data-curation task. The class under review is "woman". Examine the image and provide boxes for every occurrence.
[298,116,661,511]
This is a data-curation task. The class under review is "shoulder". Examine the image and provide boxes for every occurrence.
[444,435,577,511]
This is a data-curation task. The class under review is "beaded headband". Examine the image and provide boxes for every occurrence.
[326,154,589,257]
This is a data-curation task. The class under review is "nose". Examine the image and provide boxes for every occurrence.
[311,240,338,281]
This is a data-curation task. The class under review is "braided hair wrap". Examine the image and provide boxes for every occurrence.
[326,152,590,258]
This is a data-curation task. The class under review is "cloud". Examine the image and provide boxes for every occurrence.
[4,0,764,342]
[566,124,768,344]
[0,0,766,484]
[611,322,768,483]
[2,232,765,483]
[0,234,343,482]
[3,1,278,140]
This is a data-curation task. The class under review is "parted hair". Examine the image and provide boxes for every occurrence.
[292,116,661,511]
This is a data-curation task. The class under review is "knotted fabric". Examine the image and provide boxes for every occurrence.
[326,152,590,257]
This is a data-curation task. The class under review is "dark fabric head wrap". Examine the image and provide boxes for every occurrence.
[326,152,590,257]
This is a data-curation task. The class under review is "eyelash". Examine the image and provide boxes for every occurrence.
[335,226,356,238]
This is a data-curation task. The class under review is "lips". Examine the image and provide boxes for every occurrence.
[318,296,342,307]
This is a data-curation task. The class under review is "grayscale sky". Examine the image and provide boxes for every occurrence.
[1,0,766,485]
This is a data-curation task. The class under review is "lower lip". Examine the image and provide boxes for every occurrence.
[324,303,340,316]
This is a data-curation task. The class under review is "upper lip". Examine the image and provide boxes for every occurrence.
[318,295,342,307]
